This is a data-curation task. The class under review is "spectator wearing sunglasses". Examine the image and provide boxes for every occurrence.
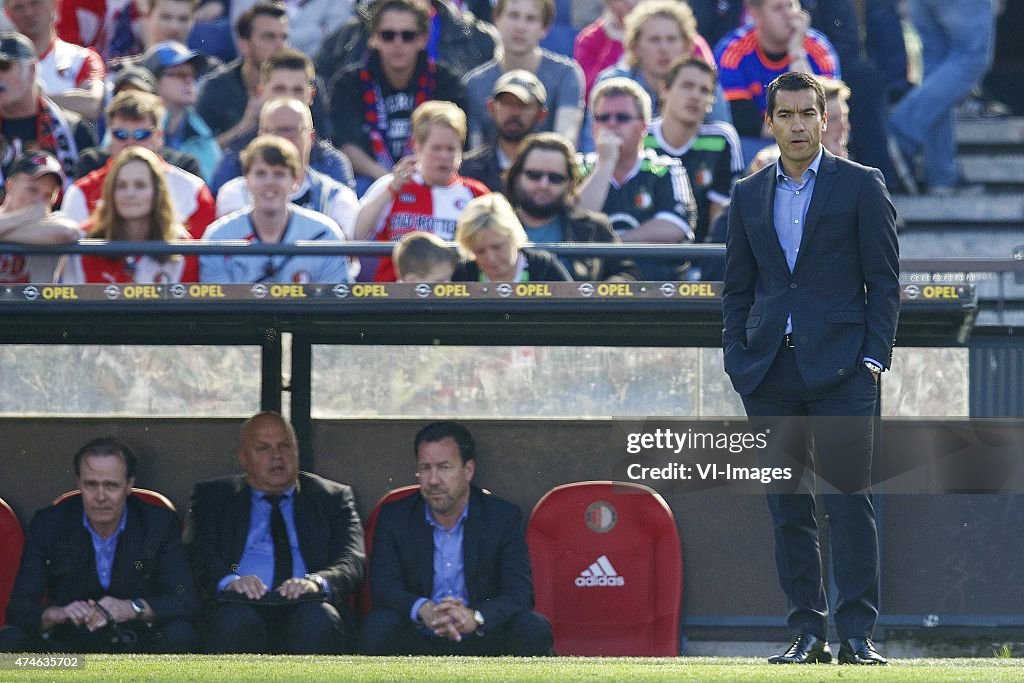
[577,77,696,280]
[504,132,640,282]
[73,65,205,180]
[60,146,199,284]
[200,135,350,284]
[139,40,221,184]
[328,0,468,189]
[0,32,96,188]
[61,90,216,239]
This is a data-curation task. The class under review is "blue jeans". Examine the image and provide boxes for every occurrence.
[888,0,994,187]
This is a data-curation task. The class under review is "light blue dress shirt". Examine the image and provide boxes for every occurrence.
[217,487,308,592]
[773,148,823,335]
[409,501,470,623]
[84,509,127,591]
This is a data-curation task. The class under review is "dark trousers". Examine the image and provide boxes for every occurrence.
[359,607,553,656]
[203,600,346,654]
[0,619,198,653]
[740,342,880,641]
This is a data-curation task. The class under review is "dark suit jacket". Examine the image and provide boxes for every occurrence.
[722,149,900,395]
[370,486,534,631]
[183,472,365,610]
[454,248,572,283]
[6,496,199,631]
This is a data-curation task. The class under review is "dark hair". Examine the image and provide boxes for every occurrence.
[505,132,580,207]
[73,437,138,480]
[370,0,429,35]
[236,1,287,41]
[259,47,314,84]
[662,56,717,90]
[765,71,826,119]
[414,421,476,464]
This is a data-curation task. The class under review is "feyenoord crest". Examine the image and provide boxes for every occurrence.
[585,500,617,533]
[633,190,652,210]
[694,162,713,188]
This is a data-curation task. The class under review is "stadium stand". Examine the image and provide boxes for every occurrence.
[0,497,24,627]
[526,480,682,656]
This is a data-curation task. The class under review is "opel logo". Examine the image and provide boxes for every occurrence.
[414,283,431,298]
[251,284,268,298]
[104,284,121,300]
[578,283,594,297]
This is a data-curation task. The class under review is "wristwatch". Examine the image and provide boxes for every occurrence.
[130,598,145,619]
[305,573,328,594]
[864,361,882,375]
[473,610,485,632]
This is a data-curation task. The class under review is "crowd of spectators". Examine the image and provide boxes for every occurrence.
[0,0,1010,287]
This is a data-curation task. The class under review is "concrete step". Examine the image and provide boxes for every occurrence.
[960,155,1024,183]
[894,194,1024,223]
[956,117,1024,146]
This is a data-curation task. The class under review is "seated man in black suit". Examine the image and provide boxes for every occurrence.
[184,411,365,654]
[0,438,199,653]
[360,421,553,656]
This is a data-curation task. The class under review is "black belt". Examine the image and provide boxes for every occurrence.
[783,333,795,348]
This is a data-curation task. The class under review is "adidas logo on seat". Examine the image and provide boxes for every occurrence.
[575,555,625,587]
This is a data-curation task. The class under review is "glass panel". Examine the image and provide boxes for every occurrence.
[312,346,969,419]
[0,345,261,416]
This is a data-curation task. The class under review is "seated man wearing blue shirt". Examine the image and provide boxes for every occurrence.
[360,421,553,656]
[184,411,365,654]
[0,438,199,653]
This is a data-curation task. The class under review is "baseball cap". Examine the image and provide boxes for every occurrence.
[113,65,157,94]
[138,41,209,78]
[0,32,36,63]
[7,151,65,184]
[492,70,547,106]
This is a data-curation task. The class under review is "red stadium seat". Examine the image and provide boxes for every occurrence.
[358,485,420,619]
[0,498,24,627]
[51,487,176,512]
[526,481,683,656]
[0,497,25,627]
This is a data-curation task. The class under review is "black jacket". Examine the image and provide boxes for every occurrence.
[183,472,365,612]
[6,496,199,631]
[558,208,642,282]
[454,247,572,282]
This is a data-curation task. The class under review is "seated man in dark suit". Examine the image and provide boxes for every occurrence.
[360,421,553,656]
[0,438,199,653]
[184,411,365,654]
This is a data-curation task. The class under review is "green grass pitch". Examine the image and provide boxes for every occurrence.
[3,655,1021,681]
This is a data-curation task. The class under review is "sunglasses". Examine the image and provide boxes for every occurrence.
[594,112,641,124]
[377,29,421,43]
[522,169,568,185]
[111,128,156,141]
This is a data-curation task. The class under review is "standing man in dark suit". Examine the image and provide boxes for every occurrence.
[0,438,199,653]
[184,411,365,654]
[723,71,899,666]
[360,421,553,656]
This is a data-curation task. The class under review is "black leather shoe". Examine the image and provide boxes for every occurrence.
[768,633,832,664]
[838,637,888,665]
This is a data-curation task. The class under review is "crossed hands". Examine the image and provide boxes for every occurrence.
[225,575,320,600]
[43,596,136,632]
[418,597,479,642]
